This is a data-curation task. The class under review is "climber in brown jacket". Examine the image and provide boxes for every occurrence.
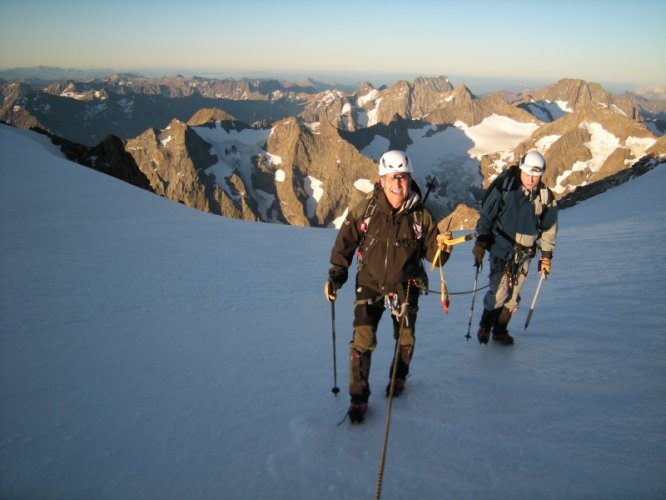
[325,150,452,422]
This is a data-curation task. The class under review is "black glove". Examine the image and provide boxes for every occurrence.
[472,244,486,268]
[325,266,347,302]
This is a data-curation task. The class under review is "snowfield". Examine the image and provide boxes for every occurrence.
[1,124,665,499]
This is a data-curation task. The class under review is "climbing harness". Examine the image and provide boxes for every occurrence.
[503,244,536,291]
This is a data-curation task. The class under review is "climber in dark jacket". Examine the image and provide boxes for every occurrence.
[473,150,558,346]
[325,150,452,422]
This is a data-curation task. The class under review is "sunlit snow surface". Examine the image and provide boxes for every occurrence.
[1,124,665,499]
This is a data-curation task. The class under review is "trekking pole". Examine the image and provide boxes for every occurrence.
[465,265,480,341]
[524,271,546,331]
[330,301,340,395]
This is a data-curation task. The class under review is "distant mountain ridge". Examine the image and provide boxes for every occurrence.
[1,70,664,229]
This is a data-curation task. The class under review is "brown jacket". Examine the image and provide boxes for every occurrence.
[328,183,444,298]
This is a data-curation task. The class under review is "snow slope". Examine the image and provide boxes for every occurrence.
[1,124,665,499]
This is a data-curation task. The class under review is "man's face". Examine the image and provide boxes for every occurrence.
[381,172,410,208]
[520,170,542,190]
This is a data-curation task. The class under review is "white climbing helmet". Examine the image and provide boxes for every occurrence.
[519,150,546,176]
[378,150,413,176]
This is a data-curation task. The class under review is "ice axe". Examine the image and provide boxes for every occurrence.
[429,232,478,272]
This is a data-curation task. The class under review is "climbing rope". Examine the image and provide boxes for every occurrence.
[375,280,411,500]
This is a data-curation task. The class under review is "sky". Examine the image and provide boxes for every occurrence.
[0,0,665,92]
[1,123,665,498]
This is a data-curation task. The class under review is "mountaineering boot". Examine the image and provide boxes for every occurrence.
[348,397,368,423]
[386,344,412,396]
[478,308,502,345]
[477,327,491,344]
[386,378,406,397]
[492,332,514,345]
[348,349,371,422]
[492,307,514,345]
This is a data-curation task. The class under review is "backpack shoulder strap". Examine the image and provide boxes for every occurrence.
[359,191,377,231]
[411,208,424,241]
[355,190,378,259]
[539,186,554,207]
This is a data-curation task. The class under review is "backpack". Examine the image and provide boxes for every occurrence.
[482,166,553,219]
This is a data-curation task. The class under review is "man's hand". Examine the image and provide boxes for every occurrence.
[538,257,551,276]
[436,231,453,253]
[472,244,485,268]
[324,280,337,302]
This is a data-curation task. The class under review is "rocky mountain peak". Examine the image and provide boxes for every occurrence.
[543,78,613,107]
[187,108,238,126]
[266,116,376,226]
[484,104,658,200]
[413,75,454,93]
[449,84,475,104]
[124,118,256,220]
[2,72,663,231]
[518,78,640,122]
[425,87,536,127]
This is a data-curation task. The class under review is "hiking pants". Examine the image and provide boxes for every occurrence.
[348,286,419,401]
[483,255,531,313]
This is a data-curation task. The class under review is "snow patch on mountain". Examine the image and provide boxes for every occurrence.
[456,114,539,158]
[535,134,561,150]
[305,122,321,134]
[581,121,620,173]
[304,175,323,218]
[192,123,271,198]
[254,188,276,220]
[357,88,380,107]
[524,99,572,122]
[353,178,374,193]
[275,169,286,182]
[625,136,657,162]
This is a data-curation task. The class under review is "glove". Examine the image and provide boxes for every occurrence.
[327,266,347,300]
[324,279,338,302]
[436,231,453,253]
[472,244,485,268]
[538,257,551,276]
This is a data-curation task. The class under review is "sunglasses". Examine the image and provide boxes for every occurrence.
[524,166,544,175]
[386,173,410,182]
